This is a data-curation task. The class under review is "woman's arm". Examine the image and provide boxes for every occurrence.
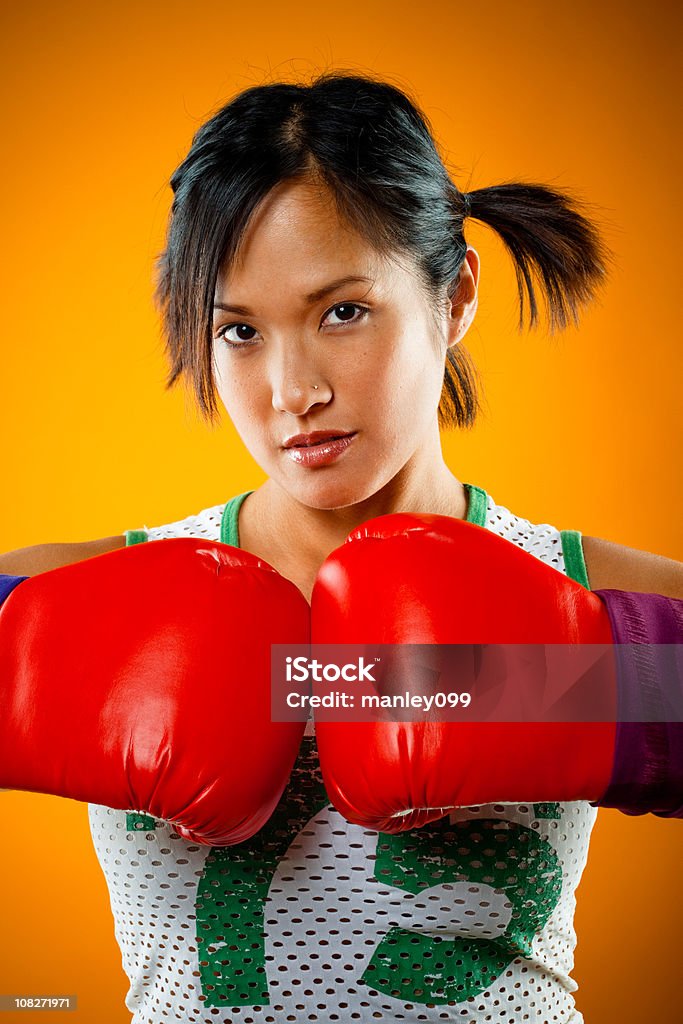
[583,537,683,817]
[582,536,683,599]
[0,536,126,577]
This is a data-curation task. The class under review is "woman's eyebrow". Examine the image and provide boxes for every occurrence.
[213,275,375,315]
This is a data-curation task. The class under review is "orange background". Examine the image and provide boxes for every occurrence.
[0,1,681,1021]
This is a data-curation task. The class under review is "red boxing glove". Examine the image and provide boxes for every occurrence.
[312,514,618,832]
[0,538,309,846]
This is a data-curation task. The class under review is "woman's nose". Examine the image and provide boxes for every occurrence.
[270,350,331,415]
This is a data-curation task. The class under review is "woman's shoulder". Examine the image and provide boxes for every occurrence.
[581,535,683,598]
[125,501,229,546]
[480,487,683,598]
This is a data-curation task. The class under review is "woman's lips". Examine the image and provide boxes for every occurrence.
[284,432,357,467]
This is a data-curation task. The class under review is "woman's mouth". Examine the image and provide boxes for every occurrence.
[283,432,358,467]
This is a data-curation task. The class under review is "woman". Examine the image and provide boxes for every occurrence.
[2,72,681,1023]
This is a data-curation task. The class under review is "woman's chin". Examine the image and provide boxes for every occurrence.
[285,474,380,512]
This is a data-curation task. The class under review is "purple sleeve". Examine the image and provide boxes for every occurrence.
[591,589,683,818]
[0,575,28,605]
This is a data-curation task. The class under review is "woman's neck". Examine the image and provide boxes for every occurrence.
[239,459,468,588]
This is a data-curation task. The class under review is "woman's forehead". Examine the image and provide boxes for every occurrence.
[215,186,406,303]
[235,178,372,261]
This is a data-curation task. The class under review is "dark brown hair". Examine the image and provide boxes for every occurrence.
[155,71,611,429]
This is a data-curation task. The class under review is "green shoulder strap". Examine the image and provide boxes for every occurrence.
[463,482,487,526]
[220,490,253,547]
[560,528,590,590]
[124,528,148,547]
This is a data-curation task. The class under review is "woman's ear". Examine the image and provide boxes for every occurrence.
[446,246,480,348]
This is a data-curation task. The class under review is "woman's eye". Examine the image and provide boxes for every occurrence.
[322,303,368,327]
[215,323,258,346]
[215,303,368,348]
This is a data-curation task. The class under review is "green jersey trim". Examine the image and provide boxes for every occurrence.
[125,528,148,546]
[560,529,590,590]
[220,490,252,546]
[463,482,487,527]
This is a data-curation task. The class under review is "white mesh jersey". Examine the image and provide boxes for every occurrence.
[88,483,597,1024]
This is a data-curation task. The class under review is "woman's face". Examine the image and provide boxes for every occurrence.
[212,177,475,510]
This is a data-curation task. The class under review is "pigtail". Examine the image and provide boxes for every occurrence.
[463,183,613,332]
